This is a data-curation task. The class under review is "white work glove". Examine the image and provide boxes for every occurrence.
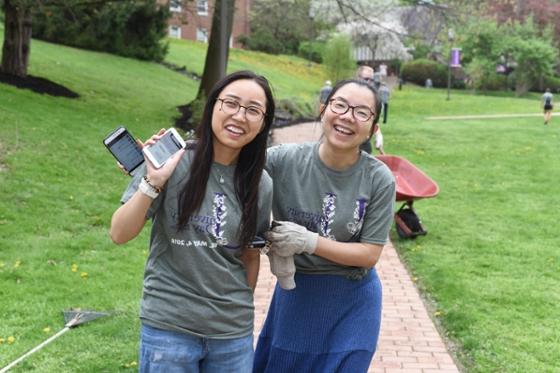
[268,253,296,290]
[264,221,318,257]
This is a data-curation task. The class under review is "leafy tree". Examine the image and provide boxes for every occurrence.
[460,16,557,95]
[322,33,354,83]
[32,1,170,62]
[502,19,557,94]
[240,0,327,56]
[1,0,171,77]
[486,0,560,47]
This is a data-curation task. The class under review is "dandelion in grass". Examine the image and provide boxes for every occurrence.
[43,327,51,334]
[80,271,88,279]
[7,336,15,344]
[13,260,21,268]
[123,361,138,368]
[71,264,78,272]
[434,311,442,317]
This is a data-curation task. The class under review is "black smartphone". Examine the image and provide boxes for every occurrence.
[103,126,144,175]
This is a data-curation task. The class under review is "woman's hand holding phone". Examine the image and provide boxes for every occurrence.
[143,128,185,189]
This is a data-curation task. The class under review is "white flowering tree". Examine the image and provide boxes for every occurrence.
[338,19,412,62]
[311,0,412,62]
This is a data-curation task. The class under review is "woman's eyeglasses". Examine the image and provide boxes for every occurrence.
[328,99,375,122]
[217,98,266,122]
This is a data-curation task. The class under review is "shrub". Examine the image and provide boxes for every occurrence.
[530,75,560,93]
[323,34,355,83]
[298,41,325,63]
[238,33,289,55]
[32,0,169,62]
[401,59,447,87]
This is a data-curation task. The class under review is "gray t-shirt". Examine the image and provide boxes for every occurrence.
[266,142,395,278]
[121,150,273,338]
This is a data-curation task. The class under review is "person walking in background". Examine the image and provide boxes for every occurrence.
[542,88,553,125]
[109,71,275,372]
[356,65,375,86]
[254,79,396,373]
[356,65,383,154]
[319,80,333,104]
[373,68,382,90]
[374,126,384,154]
[378,82,390,124]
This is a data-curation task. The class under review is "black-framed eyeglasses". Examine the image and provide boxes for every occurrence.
[328,99,375,122]
[217,98,266,122]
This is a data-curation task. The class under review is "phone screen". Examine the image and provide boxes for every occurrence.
[106,130,144,173]
[147,131,184,166]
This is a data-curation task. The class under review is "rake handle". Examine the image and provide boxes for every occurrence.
[0,327,70,373]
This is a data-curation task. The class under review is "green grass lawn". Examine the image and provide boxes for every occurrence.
[385,86,560,372]
[1,34,559,372]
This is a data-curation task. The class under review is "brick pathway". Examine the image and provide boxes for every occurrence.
[253,122,460,372]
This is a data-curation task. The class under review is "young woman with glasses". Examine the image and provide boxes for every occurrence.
[110,71,275,372]
[254,79,396,372]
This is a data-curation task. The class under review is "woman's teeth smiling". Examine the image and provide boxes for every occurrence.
[334,125,354,136]
[226,125,245,135]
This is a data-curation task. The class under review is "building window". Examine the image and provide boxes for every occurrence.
[197,0,208,15]
[169,25,181,39]
[170,0,181,13]
[196,28,208,43]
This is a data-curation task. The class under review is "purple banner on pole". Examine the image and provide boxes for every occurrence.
[450,48,461,67]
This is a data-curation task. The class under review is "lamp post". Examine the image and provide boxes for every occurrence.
[446,28,454,101]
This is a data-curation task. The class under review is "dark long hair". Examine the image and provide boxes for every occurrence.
[177,71,275,250]
[320,79,381,138]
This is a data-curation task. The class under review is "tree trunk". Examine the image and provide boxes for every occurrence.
[515,79,530,96]
[1,0,33,77]
[196,0,235,100]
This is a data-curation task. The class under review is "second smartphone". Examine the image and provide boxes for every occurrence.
[143,128,186,168]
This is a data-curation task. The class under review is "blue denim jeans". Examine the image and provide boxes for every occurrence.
[139,324,254,373]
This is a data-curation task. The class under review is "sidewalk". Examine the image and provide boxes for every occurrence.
[253,122,460,372]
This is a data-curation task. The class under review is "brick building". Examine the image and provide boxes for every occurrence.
[162,0,251,48]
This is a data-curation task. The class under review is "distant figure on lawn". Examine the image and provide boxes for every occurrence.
[378,82,390,125]
[425,78,433,88]
[542,88,553,125]
[356,65,384,154]
[319,80,333,104]
[110,71,275,372]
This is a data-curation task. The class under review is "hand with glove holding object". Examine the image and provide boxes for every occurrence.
[264,221,318,257]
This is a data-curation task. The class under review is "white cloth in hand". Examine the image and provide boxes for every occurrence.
[264,221,318,257]
[268,253,296,290]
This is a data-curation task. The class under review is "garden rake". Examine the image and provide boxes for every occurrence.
[0,309,109,373]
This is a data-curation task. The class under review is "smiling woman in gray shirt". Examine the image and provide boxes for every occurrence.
[254,79,395,373]
[110,71,275,372]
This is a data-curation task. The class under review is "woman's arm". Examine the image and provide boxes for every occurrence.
[266,221,385,268]
[109,191,152,244]
[109,129,185,244]
[240,249,260,292]
[314,237,383,268]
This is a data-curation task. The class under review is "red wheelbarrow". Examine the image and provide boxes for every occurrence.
[376,155,439,238]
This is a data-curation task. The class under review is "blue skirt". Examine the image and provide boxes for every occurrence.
[253,270,382,373]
